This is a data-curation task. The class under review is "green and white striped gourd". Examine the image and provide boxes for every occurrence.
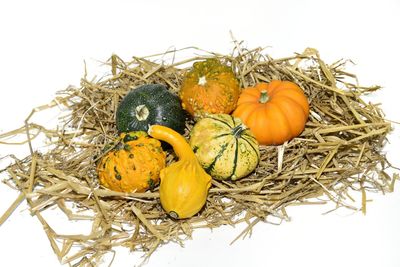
[189,114,260,180]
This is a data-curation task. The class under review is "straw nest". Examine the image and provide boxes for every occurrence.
[0,44,398,266]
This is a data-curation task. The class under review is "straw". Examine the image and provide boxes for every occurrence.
[0,44,398,266]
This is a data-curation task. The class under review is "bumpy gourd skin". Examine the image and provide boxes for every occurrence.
[97,131,166,193]
[148,125,212,219]
[180,58,240,117]
[189,114,260,181]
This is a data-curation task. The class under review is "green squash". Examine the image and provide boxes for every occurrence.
[189,114,260,180]
[116,84,187,134]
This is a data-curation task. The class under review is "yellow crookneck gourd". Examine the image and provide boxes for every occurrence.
[148,125,212,219]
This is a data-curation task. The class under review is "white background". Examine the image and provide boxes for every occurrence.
[1,0,400,266]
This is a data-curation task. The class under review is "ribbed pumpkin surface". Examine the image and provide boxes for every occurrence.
[233,81,309,145]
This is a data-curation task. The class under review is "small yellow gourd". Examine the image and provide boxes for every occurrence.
[148,125,212,219]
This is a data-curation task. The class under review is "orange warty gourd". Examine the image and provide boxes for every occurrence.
[97,131,166,193]
[180,58,240,117]
[232,81,309,145]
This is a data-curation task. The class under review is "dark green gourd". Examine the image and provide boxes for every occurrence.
[116,84,187,134]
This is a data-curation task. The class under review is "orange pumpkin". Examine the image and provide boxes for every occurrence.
[232,81,309,145]
[180,58,240,117]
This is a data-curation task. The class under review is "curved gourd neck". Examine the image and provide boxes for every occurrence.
[148,125,195,160]
[259,90,270,104]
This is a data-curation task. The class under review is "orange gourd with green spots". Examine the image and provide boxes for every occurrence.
[97,131,166,193]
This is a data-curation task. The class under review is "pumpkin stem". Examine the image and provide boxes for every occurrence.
[259,90,269,104]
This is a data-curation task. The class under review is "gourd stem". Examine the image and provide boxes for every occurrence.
[148,125,195,160]
[259,90,269,104]
[232,125,246,138]
[198,76,207,86]
[169,211,179,220]
[135,105,150,121]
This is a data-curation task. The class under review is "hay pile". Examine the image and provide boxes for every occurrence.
[0,44,397,266]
